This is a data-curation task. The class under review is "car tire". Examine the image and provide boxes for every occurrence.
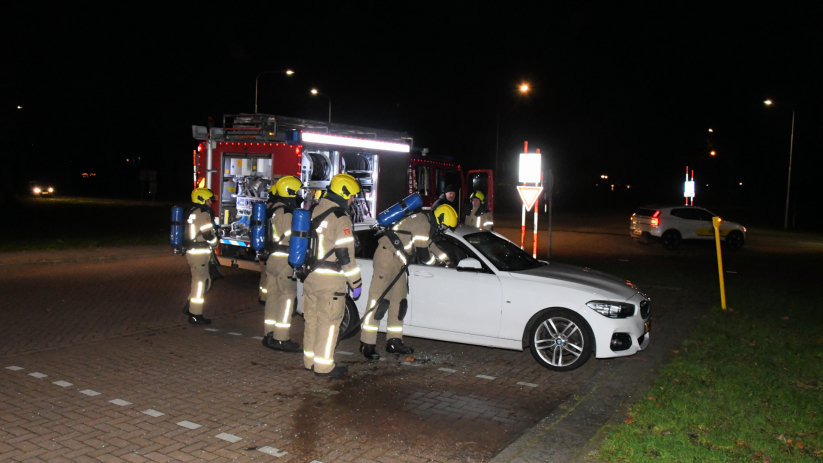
[661,230,681,250]
[725,231,745,250]
[338,295,361,341]
[528,308,594,372]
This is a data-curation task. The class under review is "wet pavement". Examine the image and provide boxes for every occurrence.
[5,214,812,462]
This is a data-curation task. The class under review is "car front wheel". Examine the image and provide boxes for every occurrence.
[661,230,681,250]
[725,231,745,250]
[528,309,594,372]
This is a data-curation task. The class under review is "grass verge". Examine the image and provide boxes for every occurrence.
[596,271,823,462]
[4,197,170,252]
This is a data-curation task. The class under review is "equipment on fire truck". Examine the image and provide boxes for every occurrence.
[377,193,423,227]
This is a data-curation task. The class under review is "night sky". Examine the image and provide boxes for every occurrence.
[6,4,823,226]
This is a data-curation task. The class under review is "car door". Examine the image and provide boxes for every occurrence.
[669,208,699,239]
[407,237,503,338]
[693,208,717,239]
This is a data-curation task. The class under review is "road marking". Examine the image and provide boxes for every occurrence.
[401,362,422,367]
[252,336,264,340]
[29,372,47,378]
[109,399,132,406]
[228,332,242,336]
[476,374,496,380]
[438,367,457,373]
[336,351,354,355]
[619,259,630,262]
[517,381,538,388]
[204,328,219,332]
[177,420,202,430]
[79,389,100,396]
[5,366,23,371]
[142,409,164,417]
[257,446,288,457]
[53,380,73,387]
[215,432,242,443]
[725,270,737,274]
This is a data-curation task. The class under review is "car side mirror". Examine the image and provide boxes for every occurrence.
[456,257,482,272]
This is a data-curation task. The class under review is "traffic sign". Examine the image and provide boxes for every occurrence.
[517,185,543,211]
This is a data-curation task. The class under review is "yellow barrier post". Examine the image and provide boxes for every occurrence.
[712,216,727,310]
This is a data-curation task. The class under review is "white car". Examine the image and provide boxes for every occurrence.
[295,223,651,372]
[630,205,746,250]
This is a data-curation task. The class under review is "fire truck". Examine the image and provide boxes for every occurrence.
[191,114,493,269]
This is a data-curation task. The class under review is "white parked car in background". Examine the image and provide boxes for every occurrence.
[630,205,746,250]
[296,223,651,372]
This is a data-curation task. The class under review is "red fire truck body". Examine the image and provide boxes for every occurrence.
[191,114,471,268]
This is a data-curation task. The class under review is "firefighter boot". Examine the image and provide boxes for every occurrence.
[360,342,380,360]
[183,304,211,325]
[262,332,301,353]
[386,338,414,355]
[314,365,348,378]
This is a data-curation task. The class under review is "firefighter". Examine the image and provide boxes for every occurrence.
[183,187,219,325]
[302,174,363,378]
[359,204,458,360]
[432,184,458,212]
[464,190,494,230]
[261,176,304,352]
[258,187,280,306]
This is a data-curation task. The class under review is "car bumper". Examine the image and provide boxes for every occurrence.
[590,296,651,359]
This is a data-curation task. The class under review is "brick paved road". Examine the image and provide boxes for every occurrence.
[1,249,609,462]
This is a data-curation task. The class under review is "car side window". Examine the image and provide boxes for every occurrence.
[354,230,379,259]
[694,209,715,221]
[436,235,490,271]
[670,208,692,220]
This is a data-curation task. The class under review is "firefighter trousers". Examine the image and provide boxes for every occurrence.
[361,246,408,345]
[264,256,297,341]
[258,260,268,301]
[186,252,211,315]
[301,272,346,374]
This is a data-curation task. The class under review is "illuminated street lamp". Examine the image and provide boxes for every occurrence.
[495,82,532,179]
[254,69,294,113]
[764,99,795,230]
[311,89,331,123]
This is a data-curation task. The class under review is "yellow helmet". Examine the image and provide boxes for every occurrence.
[272,176,302,197]
[433,204,458,229]
[191,187,214,205]
[470,190,485,203]
[329,173,361,199]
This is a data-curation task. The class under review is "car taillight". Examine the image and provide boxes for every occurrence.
[650,217,659,227]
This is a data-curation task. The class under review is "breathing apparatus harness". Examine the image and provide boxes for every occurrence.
[294,192,353,280]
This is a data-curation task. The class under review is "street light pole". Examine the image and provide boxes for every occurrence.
[311,89,331,123]
[254,70,294,113]
[784,110,795,230]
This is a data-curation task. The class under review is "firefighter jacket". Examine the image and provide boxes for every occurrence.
[311,198,362,288]
[186,203,218,254]
[382,212,449,266]
[464,205,494,231]
[267,200,293,257]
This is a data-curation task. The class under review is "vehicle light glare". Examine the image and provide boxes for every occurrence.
[650,217,659,227]
[33,187,41,194]
[587,301,635,318]
[48,187,54,193]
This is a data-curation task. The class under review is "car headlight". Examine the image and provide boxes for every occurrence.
[33,187,41,194]
[48,187,54,193]
[587,301,635,318]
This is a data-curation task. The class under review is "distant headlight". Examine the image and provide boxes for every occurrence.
[587,301,635,318]
[33,187,41,194]
[48,187,54,193]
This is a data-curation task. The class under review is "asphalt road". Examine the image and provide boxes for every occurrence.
[1,213,820,462]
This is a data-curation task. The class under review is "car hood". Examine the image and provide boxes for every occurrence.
[509,262,638,300]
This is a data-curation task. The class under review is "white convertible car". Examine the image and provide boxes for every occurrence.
[295,223,651,372]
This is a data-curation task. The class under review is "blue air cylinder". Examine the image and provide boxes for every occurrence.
[377,193,423,227]
[251,202,267,252]
[288,209,311,267]
[170,206,184,249]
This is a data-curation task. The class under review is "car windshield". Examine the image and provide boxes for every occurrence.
[463,231,543,271]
